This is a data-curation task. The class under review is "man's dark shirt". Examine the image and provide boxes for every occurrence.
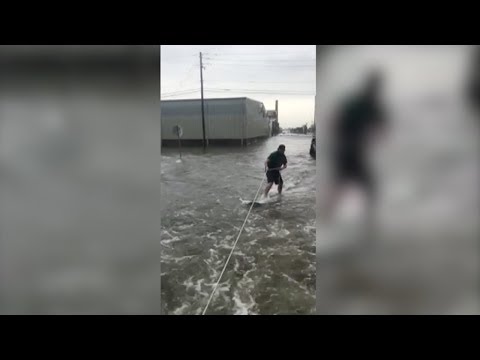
[267,151,287,169]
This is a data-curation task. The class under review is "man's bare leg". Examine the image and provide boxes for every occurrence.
[264,182,274,198]
[278,178,283,194]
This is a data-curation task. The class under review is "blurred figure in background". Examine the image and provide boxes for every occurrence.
[316,45,478,315]
[467,46,480,115]
[321,70,388,231]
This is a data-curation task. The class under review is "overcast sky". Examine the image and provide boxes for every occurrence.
[161,45,315,128]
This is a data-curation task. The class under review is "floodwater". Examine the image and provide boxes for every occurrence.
[161,135,316,315]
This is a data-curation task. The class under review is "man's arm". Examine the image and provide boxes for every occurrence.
[265,154,272,172]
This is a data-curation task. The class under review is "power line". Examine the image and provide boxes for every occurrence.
[162,88,199,95]
[204,87,314,94]
[162,83,316,98]
[204,56,314,61]
[161,59,199,96]
[206,51,314,57]
[201,66,315,75]
[162,88,315,97]
[161,89,200,98]
[209,63,315,68]
[204,80,314,85]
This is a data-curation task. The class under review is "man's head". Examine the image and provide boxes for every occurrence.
[278,144,286,154]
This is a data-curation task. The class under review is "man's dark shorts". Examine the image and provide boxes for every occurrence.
[266,169,283,185]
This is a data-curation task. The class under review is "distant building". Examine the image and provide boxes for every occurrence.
[161,97,271,145]
[266,110,277,119]
[266,110,277,136]
[266,100,281,136]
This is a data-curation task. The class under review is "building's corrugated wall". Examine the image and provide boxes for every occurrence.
[161,98,270,141]
[205,98,245,140]
[245,98,271,139]
[161,99,211,140]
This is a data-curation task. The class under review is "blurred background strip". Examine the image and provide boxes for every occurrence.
[0,45,161,315]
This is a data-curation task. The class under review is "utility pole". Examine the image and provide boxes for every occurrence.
[275,100,278,121]
[275,100,279,136]
[200,52,207,149]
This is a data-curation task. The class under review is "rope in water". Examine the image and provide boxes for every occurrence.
[201,176,266,315]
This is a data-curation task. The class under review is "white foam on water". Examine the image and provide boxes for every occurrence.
[206,231,221,241]
[214,243,234,251]
[244,226,255,234]
[172,303,190,315]
[282,273,309,293]
[160,236,182,246]
[172,255,196,264]
[210,283,231,303]
[232,268,258,315]
[187,278,209,298]
[276,229,291,238]
[183,276,197,291]
[233,291,257,315]
[177,223,195,231]
[248,239,258,246]
[206,249,224,271]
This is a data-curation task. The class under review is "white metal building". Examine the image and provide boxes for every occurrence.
[161,97,271,145]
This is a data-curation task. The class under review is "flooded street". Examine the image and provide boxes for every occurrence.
[161,135,315,315]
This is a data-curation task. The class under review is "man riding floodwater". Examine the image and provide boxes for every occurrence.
[264,144,287,198]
